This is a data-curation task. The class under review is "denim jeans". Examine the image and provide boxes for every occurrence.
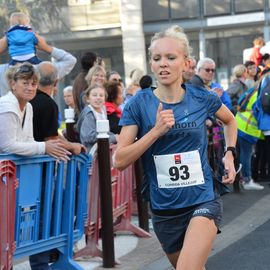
[238,136,254,181]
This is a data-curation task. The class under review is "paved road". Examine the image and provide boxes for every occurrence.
[14,182,270,270]
[141,182,270,270]
[207,219,270,270]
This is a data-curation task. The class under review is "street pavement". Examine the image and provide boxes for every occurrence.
[14,181,270,270]
[93,181,270,270]
[141,181,270,270]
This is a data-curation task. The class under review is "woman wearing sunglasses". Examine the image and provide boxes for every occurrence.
[0,63,70,161]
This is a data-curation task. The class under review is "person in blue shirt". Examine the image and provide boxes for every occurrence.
[253,72,270,182]
[114,25,237,270]
[0,12,42,65]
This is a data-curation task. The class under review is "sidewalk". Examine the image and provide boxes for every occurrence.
[14,181,270,270]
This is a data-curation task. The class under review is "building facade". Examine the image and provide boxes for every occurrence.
[0,0,269,109]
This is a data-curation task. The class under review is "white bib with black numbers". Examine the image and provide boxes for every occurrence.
[154,150,205,189]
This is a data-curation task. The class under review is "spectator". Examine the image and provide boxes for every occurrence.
[183,57,197,83]
[76,85,117,152]
[29,61,84,270]
[0,63,69,159]
[261,53,270,68]
[0,34,76,97]
[139,75,153,89]
[244,60,258,89]
[106,70,124,90]
[0,12,42,65]
[120,68,144,110]
[190,57,232,110]
[79,64,107,111]
[72,52,97,116]
[235,75,264,190]
[190,57,232,184]
[104,81,123,134]
[253,71,270,184]
[227,64,248,115]
[258,53,270,77]
[63,85,75,109]
[249,37,265,66]
[106,70,123,84]
[85,64,106,87]
[30,62,83,150]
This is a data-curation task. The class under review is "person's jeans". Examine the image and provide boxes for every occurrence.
[238,136,254,181]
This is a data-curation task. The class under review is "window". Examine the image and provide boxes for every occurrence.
[142,0,169,22]
[67,0,120,30]
[203,0,231,16]
[170,0,199,19]
[234,0,264,13]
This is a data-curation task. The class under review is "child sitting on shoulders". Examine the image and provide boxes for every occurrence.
[0,12,42,65]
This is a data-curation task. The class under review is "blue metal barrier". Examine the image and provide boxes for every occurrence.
[0,153,91,270]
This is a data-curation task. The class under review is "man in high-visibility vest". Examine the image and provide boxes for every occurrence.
[236,85,264,190]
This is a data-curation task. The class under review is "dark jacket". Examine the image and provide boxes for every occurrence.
[189,75,232,110]
[227,79,248,114]
[189,74,205,88]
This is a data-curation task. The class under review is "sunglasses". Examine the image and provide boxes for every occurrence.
[14,64,35,77]
[202,68,215,73]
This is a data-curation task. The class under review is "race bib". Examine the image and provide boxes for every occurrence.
[154,150,205,189]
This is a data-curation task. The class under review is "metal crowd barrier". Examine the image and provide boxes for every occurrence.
[74,145,151,260]
[0,153,91,270]
[0,160,17,270]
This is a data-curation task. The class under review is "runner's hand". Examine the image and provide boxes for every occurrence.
[222,152,236,184]
[153,103,175,136]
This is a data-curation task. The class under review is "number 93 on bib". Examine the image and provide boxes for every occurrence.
[153,150,205,189]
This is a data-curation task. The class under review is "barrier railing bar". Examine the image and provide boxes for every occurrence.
[42,161,54,239]
[75,159,90,234]
[0,160,17,270]
[63,159,77,255]
[52,162,64,236]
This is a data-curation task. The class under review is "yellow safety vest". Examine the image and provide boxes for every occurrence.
[235,91,263,139]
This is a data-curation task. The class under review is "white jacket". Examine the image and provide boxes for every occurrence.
[0,91,45,155]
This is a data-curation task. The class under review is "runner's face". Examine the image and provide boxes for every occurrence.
[150,37,188,86]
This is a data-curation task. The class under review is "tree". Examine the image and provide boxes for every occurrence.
[0,0,70,35]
